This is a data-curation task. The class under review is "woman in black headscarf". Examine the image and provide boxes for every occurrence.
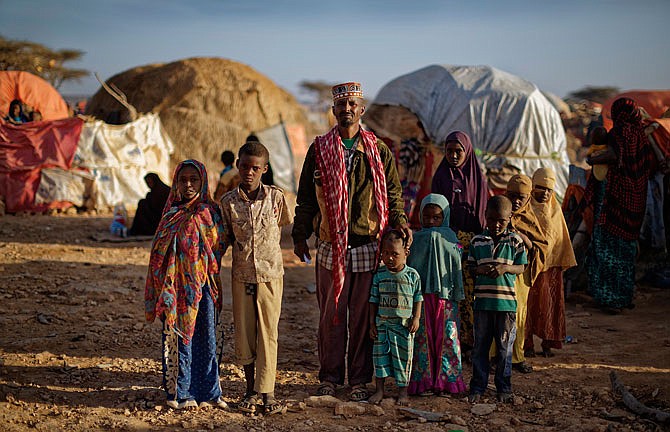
[128,173,171,236]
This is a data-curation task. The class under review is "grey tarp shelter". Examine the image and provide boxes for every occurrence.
[366,64,570,196]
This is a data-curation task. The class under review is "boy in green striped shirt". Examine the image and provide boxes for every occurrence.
[467,196,527,403]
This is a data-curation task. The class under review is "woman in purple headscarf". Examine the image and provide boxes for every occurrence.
[432,131,490,354]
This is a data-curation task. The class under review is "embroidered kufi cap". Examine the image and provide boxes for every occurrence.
[332,82,363,101]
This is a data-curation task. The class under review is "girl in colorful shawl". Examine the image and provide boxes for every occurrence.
[144,160,227,410]
[431,131,490,354]
[408,193,467,396]
[586,98,654,312]
[526,168,577,357]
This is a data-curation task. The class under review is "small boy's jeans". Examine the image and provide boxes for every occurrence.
[470,310,516,395]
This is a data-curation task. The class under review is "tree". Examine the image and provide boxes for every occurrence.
[299,80,334,109]
[567,86,620,104]
[0,36,88,89]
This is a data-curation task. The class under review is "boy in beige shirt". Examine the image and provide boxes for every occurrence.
[219,141,292,415]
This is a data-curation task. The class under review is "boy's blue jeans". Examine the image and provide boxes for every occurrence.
[469,310,516,395]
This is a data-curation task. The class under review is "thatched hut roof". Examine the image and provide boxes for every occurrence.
[86,57,312,184]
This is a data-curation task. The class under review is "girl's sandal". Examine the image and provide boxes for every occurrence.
[238,393,262,414]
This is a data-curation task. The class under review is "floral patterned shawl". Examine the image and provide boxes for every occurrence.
[144,159,224,343]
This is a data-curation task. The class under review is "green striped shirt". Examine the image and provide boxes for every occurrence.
[370,266,423,319]
[468,229,527,312]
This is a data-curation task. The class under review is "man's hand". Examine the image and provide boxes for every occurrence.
[396,222,413,248]
[293,240,311,262]
[408,316,420,334]
[369,323,378,340]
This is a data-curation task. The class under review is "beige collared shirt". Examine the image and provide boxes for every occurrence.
[220,184,292,283]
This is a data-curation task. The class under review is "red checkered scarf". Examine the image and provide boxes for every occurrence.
[315,126,388,312]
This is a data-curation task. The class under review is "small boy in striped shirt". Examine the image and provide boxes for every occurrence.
[368,230,423,406]
[467,196,527,403]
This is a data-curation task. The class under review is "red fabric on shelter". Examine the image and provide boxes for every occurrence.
[0,117,84,212]
[0,71,70,120]
[602,91,670,130]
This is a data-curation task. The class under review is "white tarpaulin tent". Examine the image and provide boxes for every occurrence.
[74,113,174,209]
[254,121,297,194]
[370,64,570,196]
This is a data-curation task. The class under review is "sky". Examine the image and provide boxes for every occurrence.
[1,0,668,102]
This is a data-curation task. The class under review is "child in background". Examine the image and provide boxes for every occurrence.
[368,230,423,406]
[214,150,241,201]
[219,142,292,416]
[468,196,527,403]
[407,194,467,396]
[587,126,610,181]
[144,160,227,410]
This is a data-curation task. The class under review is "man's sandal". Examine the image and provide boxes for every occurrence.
[238,393,263,414]
[349,385,368,402]
[316,382,336,396]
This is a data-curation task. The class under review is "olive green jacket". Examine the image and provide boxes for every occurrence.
[291,133,407,247]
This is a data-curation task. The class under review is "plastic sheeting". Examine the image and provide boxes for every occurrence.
[0,117,84,212]
[0,71,70,120]
[35,168,94,208]
[371,64,570,196]
[74,113,174,210]
[254,122,297,193]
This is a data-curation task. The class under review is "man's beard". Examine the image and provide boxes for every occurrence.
[338,116,355,128]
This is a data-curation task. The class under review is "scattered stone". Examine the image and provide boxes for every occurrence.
[334,402,365,417]
[510,417,521,426]
[470,403,496,416]
[380,397,396,411]
[154,405,163,412]
[450,415,467,426]
[36,314,51,325]
[124,409,131,416]
[417,417,427,423]
[398,407,449,422]
[532,401,544,409]
[286,401,306,412]
[305,395,340,408]
[513,396,524,406]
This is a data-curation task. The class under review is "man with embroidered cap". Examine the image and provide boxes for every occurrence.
[292,82,410,401]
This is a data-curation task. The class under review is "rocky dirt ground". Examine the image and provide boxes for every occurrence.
[0,214,669,432]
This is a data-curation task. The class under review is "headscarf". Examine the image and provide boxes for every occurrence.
[315,125,388,314]
[144,160,224,343]
[530,168,576,270]
[600,97,653,240]
[407,193,464,301]
[506,174,548,284]
[431,131,489,234]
